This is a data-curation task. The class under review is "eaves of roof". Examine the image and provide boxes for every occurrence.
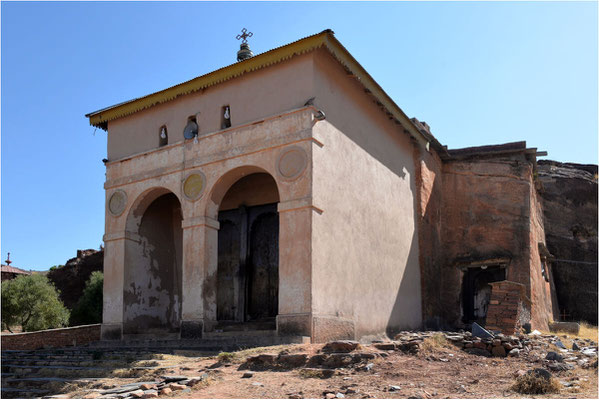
[0,265,31,275]
[85,29,436,150]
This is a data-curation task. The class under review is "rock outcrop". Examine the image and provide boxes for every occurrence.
[47,249,103,309]
[537,160,598,324]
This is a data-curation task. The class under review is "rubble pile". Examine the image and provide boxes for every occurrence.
[82,374,208,399]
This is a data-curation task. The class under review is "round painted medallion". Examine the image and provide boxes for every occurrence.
[183,172,206,201]
[277,146,307,179]
[108,190,127,216]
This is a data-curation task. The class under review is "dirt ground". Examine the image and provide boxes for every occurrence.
[70,341,598,399]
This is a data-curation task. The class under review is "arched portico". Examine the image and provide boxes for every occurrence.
[199,166,282,331]
[215,172,280,330]
[123,188,183,336]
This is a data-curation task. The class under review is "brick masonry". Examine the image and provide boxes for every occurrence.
[486,281,531,335]
[1,324,100,350]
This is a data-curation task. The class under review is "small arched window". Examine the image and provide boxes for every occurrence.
[159,125,168,147]
[183,116,199,140]
[221,105,231,129]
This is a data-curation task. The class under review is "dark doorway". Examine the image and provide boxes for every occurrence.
[216,204,279,329]
[215,173,280,331]
[461,266,506,326]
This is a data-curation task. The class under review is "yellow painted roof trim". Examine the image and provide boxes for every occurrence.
[85,30,429,146]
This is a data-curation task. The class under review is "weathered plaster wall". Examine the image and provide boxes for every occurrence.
[107,54,315,160]
[311,50,422,341]
[441,157,533,327]
[123,193,183,334]
[413,147,445,329]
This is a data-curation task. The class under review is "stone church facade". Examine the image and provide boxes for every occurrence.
[87,30,557,342]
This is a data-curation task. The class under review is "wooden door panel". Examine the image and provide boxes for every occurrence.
[248,204,279,320]
[217,203,278,323]
[217,210,241,321]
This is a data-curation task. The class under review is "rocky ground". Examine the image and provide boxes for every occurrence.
[49,330,598,399]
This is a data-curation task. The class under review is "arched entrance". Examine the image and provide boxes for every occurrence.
[123,191,183,335]
[216,173,280,330]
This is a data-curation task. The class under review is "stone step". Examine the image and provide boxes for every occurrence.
[88,335,306,349]
[1,387,51,399]
[2,376,101,388]
[1,355,159,366]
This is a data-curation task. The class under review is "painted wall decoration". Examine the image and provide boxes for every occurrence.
[182,172,206,201]
[108,190,128,216]
[277,146,307,179]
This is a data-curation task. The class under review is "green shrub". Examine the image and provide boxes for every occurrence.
[69,271,103,326]
[1,274,69,332]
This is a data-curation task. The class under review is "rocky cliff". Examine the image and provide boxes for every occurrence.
[47,249,104,309]
[537,160,598,324]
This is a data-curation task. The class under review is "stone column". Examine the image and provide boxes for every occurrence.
[180,216,219,338]
[276,198,314,337]
[100,231,131,340]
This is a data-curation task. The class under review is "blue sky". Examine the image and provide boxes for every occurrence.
[2,1,597,271]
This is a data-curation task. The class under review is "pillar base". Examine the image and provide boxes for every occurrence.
[277,313,311,337]
[180,320,204,339]
[312,315,355,343]
[101,323,122,341]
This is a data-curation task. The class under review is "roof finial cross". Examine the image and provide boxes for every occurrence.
[236,28,253,44]
[5,252,11,265]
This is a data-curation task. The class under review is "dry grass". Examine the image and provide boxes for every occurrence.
[512,373,562,395]
[212,344,306,364]
[421,333,450,353]
[111,368,148,378]
[578,322,599,342]
[545,321,598,343]
[217,352,236,363]
[298,368,334,379]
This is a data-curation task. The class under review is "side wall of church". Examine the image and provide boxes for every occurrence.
[106,53,316,161]
[310,50,422,341]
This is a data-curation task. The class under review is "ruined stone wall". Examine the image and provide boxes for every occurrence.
[47,249,104,309]
[1,324,100,350]
[440,156,534,328]
[528,175,557,331]
[537,160,598,324]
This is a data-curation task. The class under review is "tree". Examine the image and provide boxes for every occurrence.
[1,274,70,332]
[69,271,103,326]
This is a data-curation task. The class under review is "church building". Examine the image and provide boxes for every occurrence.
[86,30,557,342]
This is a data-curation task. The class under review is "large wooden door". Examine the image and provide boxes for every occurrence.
[217,203,278,323]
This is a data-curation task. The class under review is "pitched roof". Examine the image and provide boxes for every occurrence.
[1,264,31,275]
[85,30,433,148]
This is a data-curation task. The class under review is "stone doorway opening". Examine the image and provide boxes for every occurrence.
[123,192,183,336]
[461,265,506,326]
[216,173,280,331]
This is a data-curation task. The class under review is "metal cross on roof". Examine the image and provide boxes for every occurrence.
[236,28,253,44]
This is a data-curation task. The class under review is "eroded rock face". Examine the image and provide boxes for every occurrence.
[537,160,598,324]
[47,249,103,309]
